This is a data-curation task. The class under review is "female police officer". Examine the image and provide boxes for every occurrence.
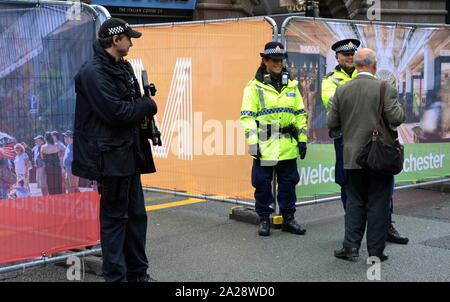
[240,41,308,236]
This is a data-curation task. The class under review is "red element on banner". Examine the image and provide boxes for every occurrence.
[0,144,16,159]
[0,191,100,265]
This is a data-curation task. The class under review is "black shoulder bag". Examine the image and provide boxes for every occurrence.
[356,81,404,175]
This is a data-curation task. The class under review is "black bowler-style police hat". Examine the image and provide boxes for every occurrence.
[331,39,361,54]
[260,41,288,60]
[98,18,142,39]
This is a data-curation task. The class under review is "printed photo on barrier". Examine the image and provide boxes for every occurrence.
[284,20,450,144]
[0,3,97,200]
[0,2,100,265]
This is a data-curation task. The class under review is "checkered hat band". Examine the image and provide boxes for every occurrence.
[108,26,125,36]
[335,44,357,52]
[263,48,286,55]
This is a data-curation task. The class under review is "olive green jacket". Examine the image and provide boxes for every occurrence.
[326,74,405,169]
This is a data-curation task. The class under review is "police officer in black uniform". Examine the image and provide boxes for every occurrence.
[73,18,157,282]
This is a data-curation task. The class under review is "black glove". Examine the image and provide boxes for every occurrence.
[248,144,261,159]
[143,96,158,115]
[298,142,307,160]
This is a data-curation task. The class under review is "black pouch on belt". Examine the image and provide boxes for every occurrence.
[98,176,131,203]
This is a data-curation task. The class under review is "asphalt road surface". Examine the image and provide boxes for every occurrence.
[1,185,450,283]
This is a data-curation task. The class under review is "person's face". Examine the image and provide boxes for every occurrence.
[336,52,355,69]
[64,136,72,145]
[14,147,23,155]
[263,57,283,75]
[113,34,133,57]
[34,139,43,146]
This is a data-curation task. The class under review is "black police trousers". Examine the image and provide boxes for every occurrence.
[99,174,148,282]
[251,158,299,218]
[334,137,348,209]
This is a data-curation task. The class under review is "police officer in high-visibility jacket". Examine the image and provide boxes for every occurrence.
[240,41,307,237]
[322,39,409,244]
[321,39,359,210]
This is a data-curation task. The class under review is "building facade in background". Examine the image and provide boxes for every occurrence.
[320,0,448,24]
[86,0,448,25]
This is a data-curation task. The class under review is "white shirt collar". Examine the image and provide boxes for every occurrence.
[358,71,375,77]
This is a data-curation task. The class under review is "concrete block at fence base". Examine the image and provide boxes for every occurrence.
[229,206,283,228]
[229,206,259,225]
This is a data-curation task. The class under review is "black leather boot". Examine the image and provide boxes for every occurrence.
[386,216,409,245]
[368,253,389,262]
[128,274,157,282]
[334,247,359,261]
[281,216,306,235]
[258,217,271,236]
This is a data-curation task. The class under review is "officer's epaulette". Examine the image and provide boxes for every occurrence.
[324,71,334,78]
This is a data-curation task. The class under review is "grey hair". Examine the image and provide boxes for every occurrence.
[354,52,377,67]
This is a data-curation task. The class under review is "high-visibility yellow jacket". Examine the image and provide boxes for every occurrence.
[321,66,358,110]
[240,70,307,161]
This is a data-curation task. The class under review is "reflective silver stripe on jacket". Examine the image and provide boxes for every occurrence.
[256,86,266,109]
[259,133,292,142]
[331,77,342,85]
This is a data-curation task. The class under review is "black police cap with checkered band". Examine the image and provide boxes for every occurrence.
[98,18,142,39]
[260,41,288,60]
[331,39,360,54]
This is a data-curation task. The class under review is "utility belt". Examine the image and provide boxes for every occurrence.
[257,121,299,142]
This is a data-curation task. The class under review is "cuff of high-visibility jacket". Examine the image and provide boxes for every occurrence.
[246,136,258,145]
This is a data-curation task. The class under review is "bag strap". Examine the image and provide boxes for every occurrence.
[372,81,385,137]
[378,81,400,143]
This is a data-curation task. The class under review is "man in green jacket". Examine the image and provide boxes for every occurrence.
[322,39,408,245]
[327,48,405,261]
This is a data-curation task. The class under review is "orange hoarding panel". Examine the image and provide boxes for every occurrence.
[128,19,274,199]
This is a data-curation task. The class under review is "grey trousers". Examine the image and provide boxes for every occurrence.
[343,169,392,256]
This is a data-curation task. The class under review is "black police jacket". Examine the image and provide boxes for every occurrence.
[72,40,157,181]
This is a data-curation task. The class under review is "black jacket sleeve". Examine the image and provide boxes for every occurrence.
[80,67,152,126]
